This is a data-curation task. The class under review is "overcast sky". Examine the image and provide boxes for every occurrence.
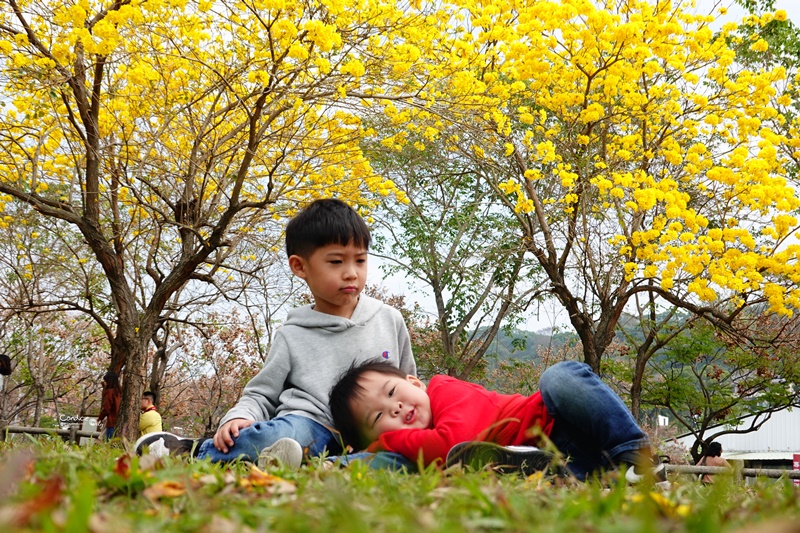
[697,0,800,26]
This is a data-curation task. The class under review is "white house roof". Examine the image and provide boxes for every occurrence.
[724,452,794,461]
[674,407,800,459]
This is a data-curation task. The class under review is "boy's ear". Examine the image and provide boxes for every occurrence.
[407,375,426,392]
[288,255,308,279]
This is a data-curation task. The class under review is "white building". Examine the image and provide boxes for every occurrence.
[675,407,800,467]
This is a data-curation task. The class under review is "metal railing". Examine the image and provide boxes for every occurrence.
[665,464,800,479]
[0,419,102,444]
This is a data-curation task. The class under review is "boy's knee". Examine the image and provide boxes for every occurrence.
[539,361,594,400]
[541,360,583,384]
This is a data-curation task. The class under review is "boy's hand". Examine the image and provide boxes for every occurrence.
[213,418,254,453]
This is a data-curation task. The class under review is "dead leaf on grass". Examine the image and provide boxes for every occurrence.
[238,465,297,496]
[241,465,290,487]
[732,520,800,533]
[0,448,35,501]
[142,480,186,502]
[222,470,237,485]
[201,515,254,533]
[138,453,162,471]
[196,474,219,486]
[114,454,131,479]
[6,476,64,527]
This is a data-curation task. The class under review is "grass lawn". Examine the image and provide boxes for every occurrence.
[1,440,798,532]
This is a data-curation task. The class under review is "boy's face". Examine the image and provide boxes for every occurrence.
[289,242,368,318]
[349,370,432,444]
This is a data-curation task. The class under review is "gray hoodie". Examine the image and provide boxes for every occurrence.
[219,295,416,427]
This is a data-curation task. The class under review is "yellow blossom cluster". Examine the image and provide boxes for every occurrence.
[0,0,428,263]
[399,0,800,316]
[0,0,798,317]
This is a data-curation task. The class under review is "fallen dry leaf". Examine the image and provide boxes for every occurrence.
[0,448,35,501]
[138,453,161,471]
[242,465,290,487]
[142,480,186,502]
[196,474,219,486]
[222,470,237,485]
[732,520,800,533]
[114,454,131,479]
[9,476,65,527]
[201,515,254,533]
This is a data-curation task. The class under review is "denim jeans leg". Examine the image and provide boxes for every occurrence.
[196,414,341,463]
[539,361,650,480]
[329,451,417,472]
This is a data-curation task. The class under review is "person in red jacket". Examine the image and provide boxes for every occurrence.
[97,371,122,440]
[330,360,667,484]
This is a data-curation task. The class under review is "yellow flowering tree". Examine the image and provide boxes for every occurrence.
[0,0,430,438]
[373,0,800,373]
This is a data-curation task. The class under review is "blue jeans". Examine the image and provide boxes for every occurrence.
[539,361,650,481]
[196,413,415,470]
[329,450,417,472]
[196,414,342,462]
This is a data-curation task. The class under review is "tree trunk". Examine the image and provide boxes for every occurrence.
[630,366,643,421]
[115,337,149,442]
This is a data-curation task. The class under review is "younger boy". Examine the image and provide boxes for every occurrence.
[330,360,666,483]
[136,199,416,465]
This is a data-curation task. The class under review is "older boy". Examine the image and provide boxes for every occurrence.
[330,360,667,483]
[136,199,416,466]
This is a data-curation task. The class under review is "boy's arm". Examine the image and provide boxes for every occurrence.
[395,311,417,376]
[218,332,292,426]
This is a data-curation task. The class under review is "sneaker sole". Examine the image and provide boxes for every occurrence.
[134,432,198,458]
[257,438,303,469]
[625,462,669,485]
[445,441,556,476]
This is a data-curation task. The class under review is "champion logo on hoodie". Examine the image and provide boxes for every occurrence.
[381,351,390,359]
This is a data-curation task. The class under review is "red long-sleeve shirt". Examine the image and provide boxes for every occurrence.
[367,375,555,466]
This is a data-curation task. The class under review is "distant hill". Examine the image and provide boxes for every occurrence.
[482,310,689,369]
[483,327,574,368]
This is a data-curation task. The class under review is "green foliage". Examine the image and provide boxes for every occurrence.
[368,118,545,379]
[730,1,800,77]
[1,441,799,532]
[640,321,800,456]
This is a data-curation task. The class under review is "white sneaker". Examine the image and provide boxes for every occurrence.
[134,432,200,458]
[257,438,303,469]
[625,461,670,489]
[445,441,558,476]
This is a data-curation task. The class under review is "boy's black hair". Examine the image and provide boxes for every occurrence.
[285,198,371,259]
[330,359,409,451]
[0,353,11,376]
[142,390,157,403]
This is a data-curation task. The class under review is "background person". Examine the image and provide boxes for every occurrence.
[139,390,162,436]
[696,441,730,484]
[97,371,122,440]
[0,353,10,391]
